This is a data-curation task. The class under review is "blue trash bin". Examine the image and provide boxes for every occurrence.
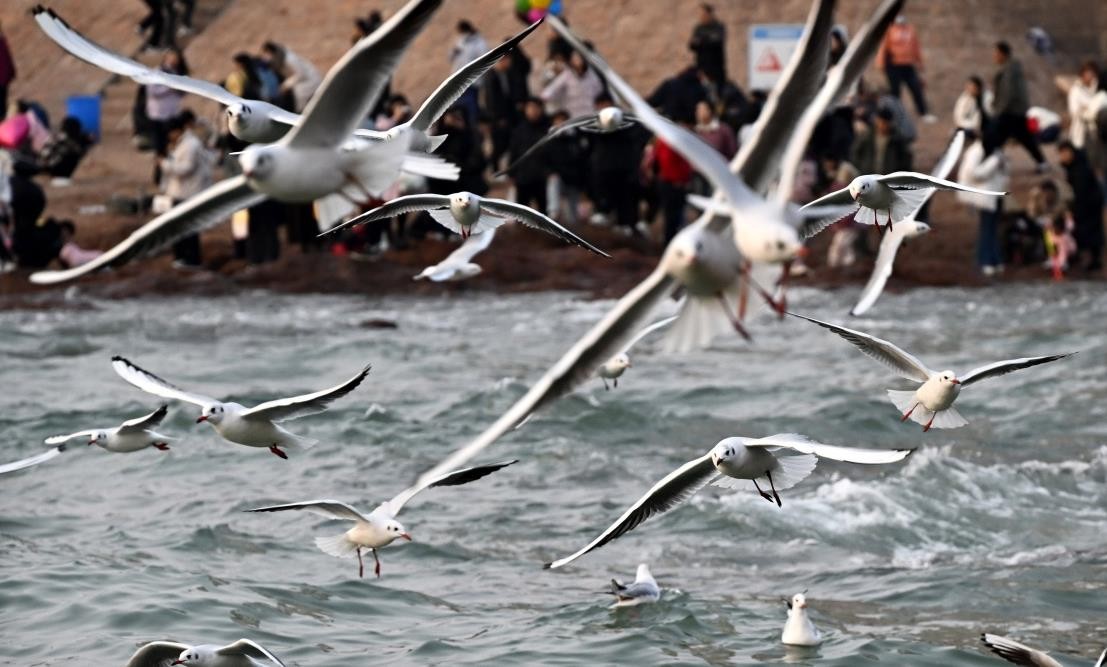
[66,95,101,141]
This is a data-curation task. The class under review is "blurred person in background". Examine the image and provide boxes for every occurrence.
[688,4,726,86]
[261,42,321,112]
[1057,140,1105,271]
[0,20,15,118]
[544,109,585,225]
[587,93,641,231]
[507,97,550,214]
[450,20,489,125]
[958,132,1009,276]
[483,51,530,172]
[953,76,992,134]
[876,14,936,123]
[541,50,603,119]
[160,110,214,268]
[145,49,188,156]
[992,41,1048,172]
[850,107,913,175]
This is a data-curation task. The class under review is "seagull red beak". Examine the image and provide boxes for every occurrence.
[171,661,185,666]
[87,439,96,446]
[951,379,961,385]
[795,246,809,258]
[196,415,208,423]
[400,532,412,541]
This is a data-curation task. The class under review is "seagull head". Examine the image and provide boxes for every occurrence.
[384,519,412,544]
[451,192,477,210]
[790,592,808,610]
[197,404,226,425]
[848,176,875,201]
[225,103,252,134]
[172,646,210,666]
[938,371,961,386]
[610,353,631,371]
[908,221,932,238]
[757,223,806,264]
[238,146,275,181]
[87,431,107,446]
[710,438,743,466]
[597,106,623,130]
[665,227,706,270]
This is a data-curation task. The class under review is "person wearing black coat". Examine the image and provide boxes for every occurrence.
[587,95,644,230]
[647,66,708,127]
[1058,141,1105,271]
[506,98,550,213]
[688,4,726,85]
[483,52,530,171]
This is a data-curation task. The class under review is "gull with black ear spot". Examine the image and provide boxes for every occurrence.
[543,434,912,568]
[246,460,517,578]
[597,316,677,389]
[123,638,286,667]
[789,312,1075,431]
[110,356,372,459]
[782,591,822,646]
[981,633,1106,667]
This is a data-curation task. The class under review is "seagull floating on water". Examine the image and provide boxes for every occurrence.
[607,564,661,608]
[124,638,285,667]
[789,312,1074,431]
[247,460,516,577]
[782,592,822,646]
[981,633,1105,667]
[545,434,912,568]
[111,357,371,458]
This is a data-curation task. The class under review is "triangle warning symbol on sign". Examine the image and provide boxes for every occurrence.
[756,48,782,72]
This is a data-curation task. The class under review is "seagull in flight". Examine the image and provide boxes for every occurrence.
[789,312,1074,431]
[496,106,637,176]
[32,6,538,156]
[849,130,967,317]
[246,459,516,578]
[0,405,177,475]
[124,638,285,667]
[111,357,371,458]
[30,0,444,285]
[801,171,1006,235]
[981,633,1105,667]
[597,316,677,389]
[544,434,912,568]
[414,229,496,282]
[322,191,609,255]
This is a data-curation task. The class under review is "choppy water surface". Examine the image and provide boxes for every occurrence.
[1,282,1105,666]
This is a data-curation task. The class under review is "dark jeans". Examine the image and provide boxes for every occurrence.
[885,64,928,116]
[659,181,689,244]
[515,180,547,214]
[976,203,1003,269]
[247,200,282,265]
[592,169,637,228]
[992,112,1045,165]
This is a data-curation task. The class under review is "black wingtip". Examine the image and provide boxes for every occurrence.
[542,562,553,570]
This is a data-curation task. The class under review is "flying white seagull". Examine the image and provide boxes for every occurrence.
[247,459,516,578]
[414,229,496,282]
[111,357,371,458]
[30,0,444,285]
[496,106,637,176]
[607,563,661,608]
[32,6,537,156]
[31,5,456,182]
[782,592,823,646]
[323,191,608,255]
[124,638,285,667]
[597,315,677,389]
[981,633,1105,667]
[801,171,1006,235]
[403,0,842,492]
[849,130,965,317]
[544,434,912,568]
[789,312,1073,431]
[0,405,177,475]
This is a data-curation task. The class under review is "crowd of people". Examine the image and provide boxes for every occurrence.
[1,4,1106,282]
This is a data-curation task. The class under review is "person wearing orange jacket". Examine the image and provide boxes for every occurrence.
[876,15,937,123]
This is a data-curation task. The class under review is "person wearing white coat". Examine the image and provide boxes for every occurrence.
[952,76,993,134]
[957,134,1010,275]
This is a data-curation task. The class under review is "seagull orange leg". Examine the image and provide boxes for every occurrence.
[901,403,918,422]
[923,414,935,432]
[373,550,382,578]
[153,442,170,451]
[717,293,752,341]
[269,444,288,459]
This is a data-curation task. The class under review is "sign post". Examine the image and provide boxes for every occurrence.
[747,24,805,90]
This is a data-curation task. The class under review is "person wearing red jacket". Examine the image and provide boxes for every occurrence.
[652,133,694,243]
[876,15,936,123]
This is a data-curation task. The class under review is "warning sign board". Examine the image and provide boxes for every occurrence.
[748,24,804,90]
